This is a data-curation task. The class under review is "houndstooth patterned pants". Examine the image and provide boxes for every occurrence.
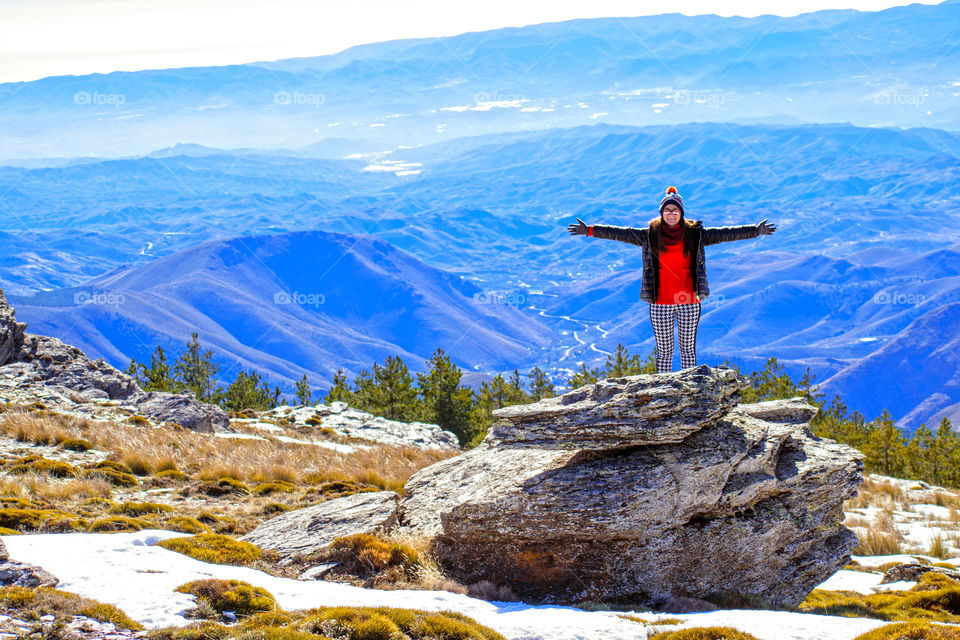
[649,302,701,373]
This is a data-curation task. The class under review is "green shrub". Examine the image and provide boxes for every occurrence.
[253,482,296,496]
[82,467,139,487]
[156,469,188,481]
[89,516,152,532]
[217,477,251,495]
[0,508,49,531]
[297,607,401,639]
[8,458,79,478]
[375,607,506,640]
[59,438,93,452]
[0,586,142,630]
[128,415,151,426]
[147,621,231,639]
[156,533,263,565]
[109,502,173,516]
[0,527,20,535]
[316,481,362,494]
[852,621,960,639]
[263,503,293,515]
[90,460,134,474]
[164,517,211,534]
[328,533,421,576]
[174,579,276,617]
[653,628,762,640]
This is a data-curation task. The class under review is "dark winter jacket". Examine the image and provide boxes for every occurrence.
[589,219,761,303]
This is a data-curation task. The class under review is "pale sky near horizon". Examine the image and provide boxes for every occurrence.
[0,0,945,84]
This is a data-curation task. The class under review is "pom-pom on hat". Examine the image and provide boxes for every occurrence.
[659,185,684,214]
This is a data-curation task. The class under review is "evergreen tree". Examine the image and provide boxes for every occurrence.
[528,367,555,400]
[324,368,353,404]
[222,369,276,411]
[351,368,377,412]
[602,343,643,377]
[506,369,530,405]
[417,349,474,447]
[569,363,600,389]
[935,418,959,486]
[864,409,906,477]
[174,332,221,403]
[295,374,312,406]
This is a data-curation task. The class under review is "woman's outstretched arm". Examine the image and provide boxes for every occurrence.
[567,217,648,247]
[702,219,776,246]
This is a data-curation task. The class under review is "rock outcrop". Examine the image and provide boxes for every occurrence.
[399,365,864,609]
[0,286,230,432]
[259,403,459,450]
[241,491,401,559]
[0,539,59,588]
[0,288,27,366]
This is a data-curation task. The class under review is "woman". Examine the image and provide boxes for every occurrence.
[567,186,776,373]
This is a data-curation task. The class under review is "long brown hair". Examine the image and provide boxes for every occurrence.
[649,216,699,257]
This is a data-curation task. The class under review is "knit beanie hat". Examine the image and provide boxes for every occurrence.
[659,186,684,215]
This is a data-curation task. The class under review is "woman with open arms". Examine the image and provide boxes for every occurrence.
[567,186,776,373]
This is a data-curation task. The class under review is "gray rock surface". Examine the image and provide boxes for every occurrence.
[488,365,747,449]
[240,491,401,558]
[0,543,59,588]
[399,365,864,608]
[0,286,230,432]
[0,288,27,366]
[880,562,960,584]
[262,402,459,450]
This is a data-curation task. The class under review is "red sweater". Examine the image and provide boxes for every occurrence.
[656,241,700,305]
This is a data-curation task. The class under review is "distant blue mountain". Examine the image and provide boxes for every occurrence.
[0,1,958,159]
[9,231,554,395]
[1,121,958,295]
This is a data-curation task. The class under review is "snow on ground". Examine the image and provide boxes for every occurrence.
[1,531,898,640]
[815,570,916,594]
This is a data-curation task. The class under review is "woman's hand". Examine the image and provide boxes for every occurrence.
[567,218,589,235]
[757,219,777,235]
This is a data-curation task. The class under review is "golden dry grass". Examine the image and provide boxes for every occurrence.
[0,404,454,492]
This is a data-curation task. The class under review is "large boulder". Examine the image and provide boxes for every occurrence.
[399,365,864,609]
[241,491,401,559]
[0,286,230,432]
[0,288,27,366]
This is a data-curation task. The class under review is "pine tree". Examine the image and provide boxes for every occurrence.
[602,343,643,377]
[935,417,959,486]
[569,363,600,389]
[528,367,555,400]
[417,348,474,447]
[506,369,530,405]
[324,368,353,405]
[174,332,221,403]
[864,409,906,477]
[295,374,312,406]
[222,369,276,411]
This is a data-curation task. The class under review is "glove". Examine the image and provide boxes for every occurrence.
[757,219,777,235]
[567,218,589,236]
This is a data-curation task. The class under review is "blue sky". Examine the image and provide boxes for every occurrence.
[0,0,945,84]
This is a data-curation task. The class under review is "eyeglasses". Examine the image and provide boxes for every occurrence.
[662,208,681,214]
